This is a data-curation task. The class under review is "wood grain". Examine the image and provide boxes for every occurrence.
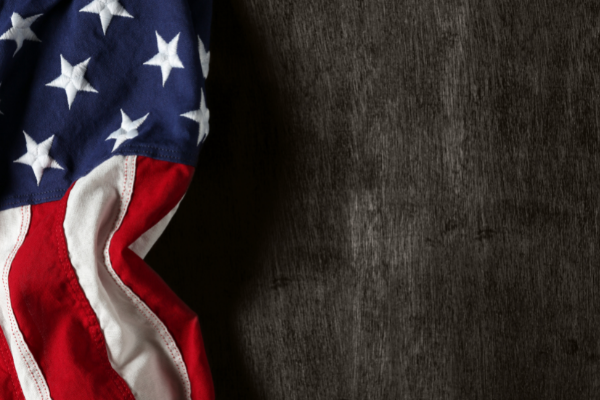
[146,0,600,398]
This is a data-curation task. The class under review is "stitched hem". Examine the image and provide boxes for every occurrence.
[0,147,198,211]
[54,173,136,400]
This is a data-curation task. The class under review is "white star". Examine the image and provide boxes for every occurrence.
[144,31,184,86]
[0,13,42,56]
[198,36,209,78]
[181,90,209,145]
[14,132,64,186]
[46,55,98,109]
[106,109,149,151]
[80,0,133,35]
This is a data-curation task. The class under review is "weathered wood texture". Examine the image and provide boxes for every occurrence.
[146,0,600,398]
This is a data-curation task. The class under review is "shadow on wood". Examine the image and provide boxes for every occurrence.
[145,0,296,398]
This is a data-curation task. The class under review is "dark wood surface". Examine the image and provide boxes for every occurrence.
[147,1,600,398]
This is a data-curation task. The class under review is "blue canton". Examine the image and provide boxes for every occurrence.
[0,0,212,211]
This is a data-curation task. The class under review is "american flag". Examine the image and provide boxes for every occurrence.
[0,0,214,399]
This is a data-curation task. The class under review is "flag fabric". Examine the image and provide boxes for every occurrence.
[0,0,214,399]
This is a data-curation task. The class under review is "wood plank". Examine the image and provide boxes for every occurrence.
[147,0,600,398]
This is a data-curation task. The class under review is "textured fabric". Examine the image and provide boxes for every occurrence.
[0,0,214,398]
[0,0,212,210]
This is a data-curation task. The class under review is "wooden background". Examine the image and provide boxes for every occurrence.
[147,0,600,398]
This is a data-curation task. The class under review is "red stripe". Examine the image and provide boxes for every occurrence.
[0,329,25,400]
[9,192,135,400]
[109,156,214,400]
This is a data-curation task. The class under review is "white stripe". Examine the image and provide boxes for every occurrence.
[0,206,52,400]
[62,155,191,400]
[128,199,182,260]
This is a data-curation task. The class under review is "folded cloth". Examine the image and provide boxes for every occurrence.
[0,0,214,399]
